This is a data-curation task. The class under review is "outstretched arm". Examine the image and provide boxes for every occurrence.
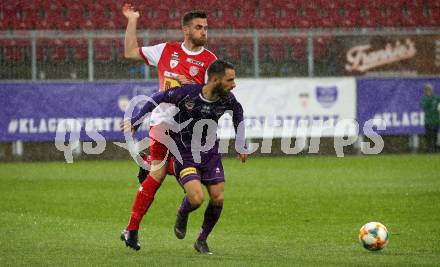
[129,91,169,131]
[122,87,189,133]
[120,91,169,134]
[122,3,142,60]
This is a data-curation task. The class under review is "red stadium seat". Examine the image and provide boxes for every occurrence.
[70,39,88,62]
[253,7,274,28]
[36,39,50,62]
[420,7,440,26]
[270,5,295,29]
[3,40,31,62]
[50,39,67,62]
[0,9,14,30]
[427,0,440,8]
[366,4,400,27]
[136,6,168,29]
[332,7,357,28]
[94,38,113,62]
[317,8,336,28]
[289,37,307,60]
[114,39,125,61]
[399,5,420,28]
[0,0,438,30]
[306,7,322,28]
[313,37,332,59]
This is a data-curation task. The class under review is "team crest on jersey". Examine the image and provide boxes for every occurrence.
[186,58,204,67]
[170,52,180,69]
[201,105,212,114]
[189,66,199,77]
[184,99,195,110]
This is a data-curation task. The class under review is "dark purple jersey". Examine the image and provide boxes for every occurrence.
[131,84,245,154]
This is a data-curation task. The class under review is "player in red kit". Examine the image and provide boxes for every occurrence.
[120,4,217,250]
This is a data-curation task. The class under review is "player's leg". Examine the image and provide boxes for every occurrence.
[193,182,224,255]
[137,152,150,184]
[121,159,167,250]
[126,159,168,229]
[194,155,225,254]
[174,166,204,239]
[121,129,169,250]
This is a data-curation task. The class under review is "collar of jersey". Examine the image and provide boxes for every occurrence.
[199,93,218,103]
[181,43,205,56]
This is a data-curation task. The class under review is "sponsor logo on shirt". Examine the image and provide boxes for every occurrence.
[170,52,180,69]
[164,71,180,78]
[164,78,180,90]
[163,71,181,89]
[189,66,199,77]
[186,58,204,67]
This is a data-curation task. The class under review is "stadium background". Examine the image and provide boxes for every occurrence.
[1,0,440,266]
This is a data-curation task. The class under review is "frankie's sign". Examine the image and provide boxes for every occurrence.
[331,35,440,76]
[345,38,416,73]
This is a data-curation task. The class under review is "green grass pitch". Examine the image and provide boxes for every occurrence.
[1,155,440,266]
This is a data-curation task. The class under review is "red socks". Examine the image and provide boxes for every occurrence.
[126,175,161,231]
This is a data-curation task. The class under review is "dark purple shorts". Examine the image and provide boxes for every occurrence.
[174,152,225,187]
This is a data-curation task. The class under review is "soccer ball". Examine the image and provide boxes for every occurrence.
[359,222,389,251]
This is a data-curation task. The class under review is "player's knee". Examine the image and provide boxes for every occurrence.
[210,192,224,206]
[149,165,167,182]
[187,192,204,207]
[149,172,166,182]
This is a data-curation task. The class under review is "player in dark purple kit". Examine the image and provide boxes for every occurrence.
[122,60,248,254]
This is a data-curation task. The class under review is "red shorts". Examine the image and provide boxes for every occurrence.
[149,124,173,162]
[147,124,175,175]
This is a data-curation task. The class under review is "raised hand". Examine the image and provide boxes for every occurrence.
[120,119,135,134]
[122,3,140,20]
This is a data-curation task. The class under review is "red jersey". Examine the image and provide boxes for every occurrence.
[139,42,217,90]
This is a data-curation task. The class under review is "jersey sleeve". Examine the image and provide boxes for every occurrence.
[130,85,194,130]
[139,43,166,66]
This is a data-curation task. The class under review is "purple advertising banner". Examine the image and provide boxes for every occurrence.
[0,81,158,142]
[357,78,440,135]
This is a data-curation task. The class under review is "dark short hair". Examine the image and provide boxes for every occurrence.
[182,10,207,26]
[207,59,234,79]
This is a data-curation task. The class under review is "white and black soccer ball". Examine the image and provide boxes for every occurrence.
[359,222,389,251]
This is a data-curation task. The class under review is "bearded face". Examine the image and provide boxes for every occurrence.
[188,31,207,46]
[214,82,229,96]
[214,69,236,97]
[185,18,208,47]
